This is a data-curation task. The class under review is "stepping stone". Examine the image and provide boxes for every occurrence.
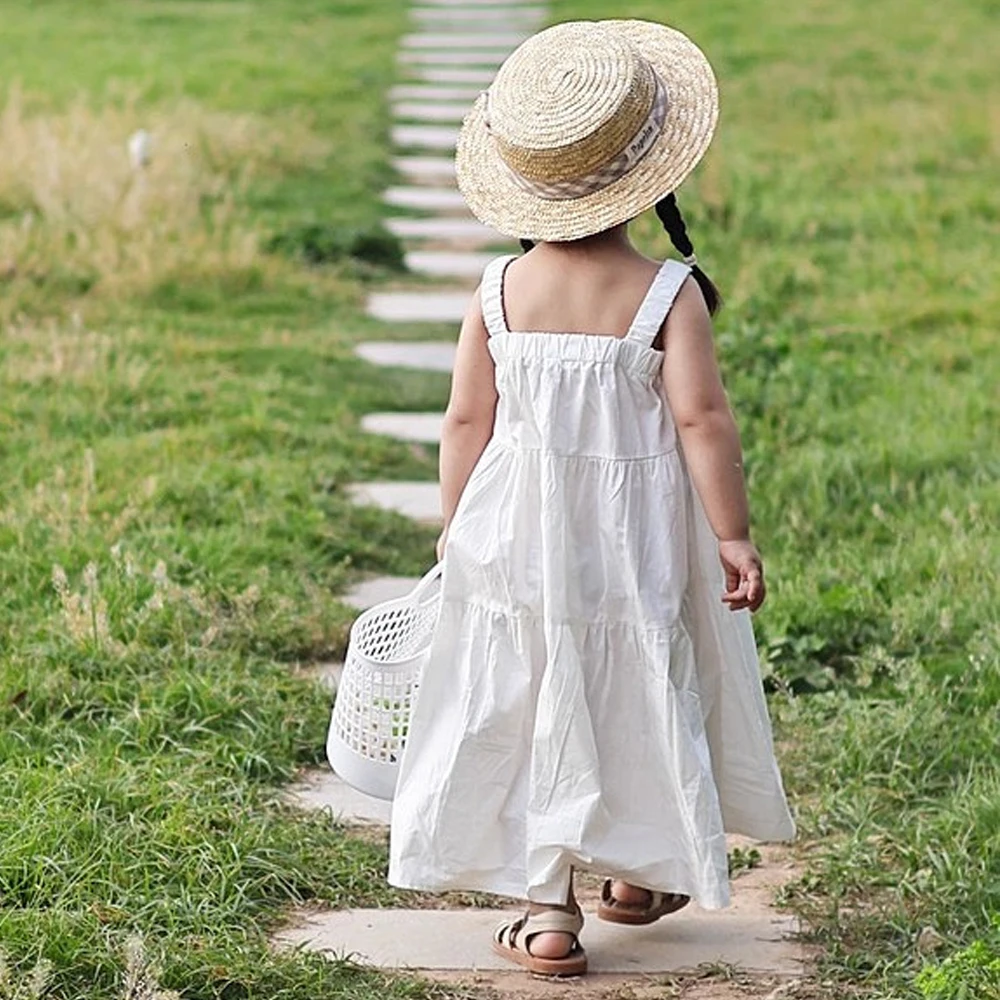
[392,156,455,184]
[412,5,545,25]
[406,250,494,279]
[343,574,424,610]
[391,84,484,103]
[386,217,500,246]
[274,902,805,974]
[411,67,497,85]
[318,661,343,690]
[361,413,443,444]
[399,49,508,66]
[402,32,529,49]
[294,660,343,691]
[418,0,539,6]
[384,186,467,211]
[392,124,459,151]
[367,291,468,323]
[347,482,442,523]
[284,769,391,826]
[392,101,469,124]
[355,341,456,373]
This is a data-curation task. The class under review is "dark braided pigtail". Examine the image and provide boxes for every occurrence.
[655,193,721,315]
[519,238,535,253]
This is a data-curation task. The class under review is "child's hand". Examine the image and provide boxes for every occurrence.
[718,539,765,613]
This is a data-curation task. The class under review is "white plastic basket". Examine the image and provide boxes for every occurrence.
[326,564,442,801]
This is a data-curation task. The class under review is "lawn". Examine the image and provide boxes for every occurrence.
[555,1,999,995]
[1,0,998,998]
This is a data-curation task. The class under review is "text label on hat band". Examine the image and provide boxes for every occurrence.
[501,77,669,202]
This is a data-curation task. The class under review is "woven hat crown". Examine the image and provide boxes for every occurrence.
[487,22,660,186]
[456,18,719,241]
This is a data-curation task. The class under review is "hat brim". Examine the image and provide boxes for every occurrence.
[455,20,719,242]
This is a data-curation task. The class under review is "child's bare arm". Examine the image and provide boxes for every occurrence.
[438,289,498,553]
[661,279,764,611]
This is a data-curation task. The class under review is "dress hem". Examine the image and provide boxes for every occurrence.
[388,864,732,911]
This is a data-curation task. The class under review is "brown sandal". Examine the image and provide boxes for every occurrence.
[492,905,588,977]
[597,879,690,925]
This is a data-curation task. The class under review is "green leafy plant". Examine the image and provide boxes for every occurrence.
[727,847,762,877]
[916,918,1000,1000]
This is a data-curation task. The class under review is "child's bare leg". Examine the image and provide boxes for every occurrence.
[525,873,578,959]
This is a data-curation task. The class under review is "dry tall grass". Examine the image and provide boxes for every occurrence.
[0,90,331,319]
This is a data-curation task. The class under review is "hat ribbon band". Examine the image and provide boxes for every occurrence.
[501,77,669,202]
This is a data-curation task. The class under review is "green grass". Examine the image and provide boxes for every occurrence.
[1,0,999,997]
[554,1,1000,995]
[0,2,447,997]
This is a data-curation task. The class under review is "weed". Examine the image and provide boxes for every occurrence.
[728,847,763,877]
[916,918,1000,1000]
[265,222,405,271]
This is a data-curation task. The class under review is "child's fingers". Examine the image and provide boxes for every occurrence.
[722,564,764,612]
[722,577,747,607]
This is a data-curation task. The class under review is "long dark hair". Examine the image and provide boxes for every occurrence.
[519,193,722,316]
[654,193,721,315]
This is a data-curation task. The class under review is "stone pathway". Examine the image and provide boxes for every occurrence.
[342,1,531,558]
[275,857,804,975]
[283,2,808,991]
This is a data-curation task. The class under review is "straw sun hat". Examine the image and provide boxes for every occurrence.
[455,20,718,243]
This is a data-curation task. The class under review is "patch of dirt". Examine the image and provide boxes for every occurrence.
[423,969,826,1000]
[420,837,814,998]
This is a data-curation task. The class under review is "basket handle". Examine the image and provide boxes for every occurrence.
[409,562,443,607]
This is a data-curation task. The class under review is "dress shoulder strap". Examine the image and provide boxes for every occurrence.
[480,254,518,337]
[625,260,692,348]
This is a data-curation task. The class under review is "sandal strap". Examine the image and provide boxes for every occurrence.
[494,907,583,954]
[603,878,655,908]
[494,914,523,950]
[521,906,583,938]
[601,879,682,912]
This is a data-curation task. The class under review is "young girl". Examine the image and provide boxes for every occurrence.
[388,19,795,976]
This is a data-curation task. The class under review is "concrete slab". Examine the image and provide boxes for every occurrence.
[355,341,456,373]
[384,186,467,211]
[402,32,529,49]
[293,660,343,692]
[387,217,500,246]
[392,101,469,124]
[417,0,540,6]
[392,124,459,151]
[392,156,456,184]
[400,50,508,66]
[367,291,468,323]
[343,574,426,611]
[361,413,443,444]
[318,661,343,690]
[412,5,545,24]
[391,84,485,103]
[284,769,391,826]
[406,250,494,279]
[274,903,804,975]
[411,67,498,86]
[347,482,442,523]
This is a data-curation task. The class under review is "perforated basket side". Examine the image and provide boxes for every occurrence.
[331,645,418,765]
[327,575,440,800]
[351,598,439,664]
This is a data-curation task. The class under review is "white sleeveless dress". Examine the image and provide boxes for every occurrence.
[389,256,795,909]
